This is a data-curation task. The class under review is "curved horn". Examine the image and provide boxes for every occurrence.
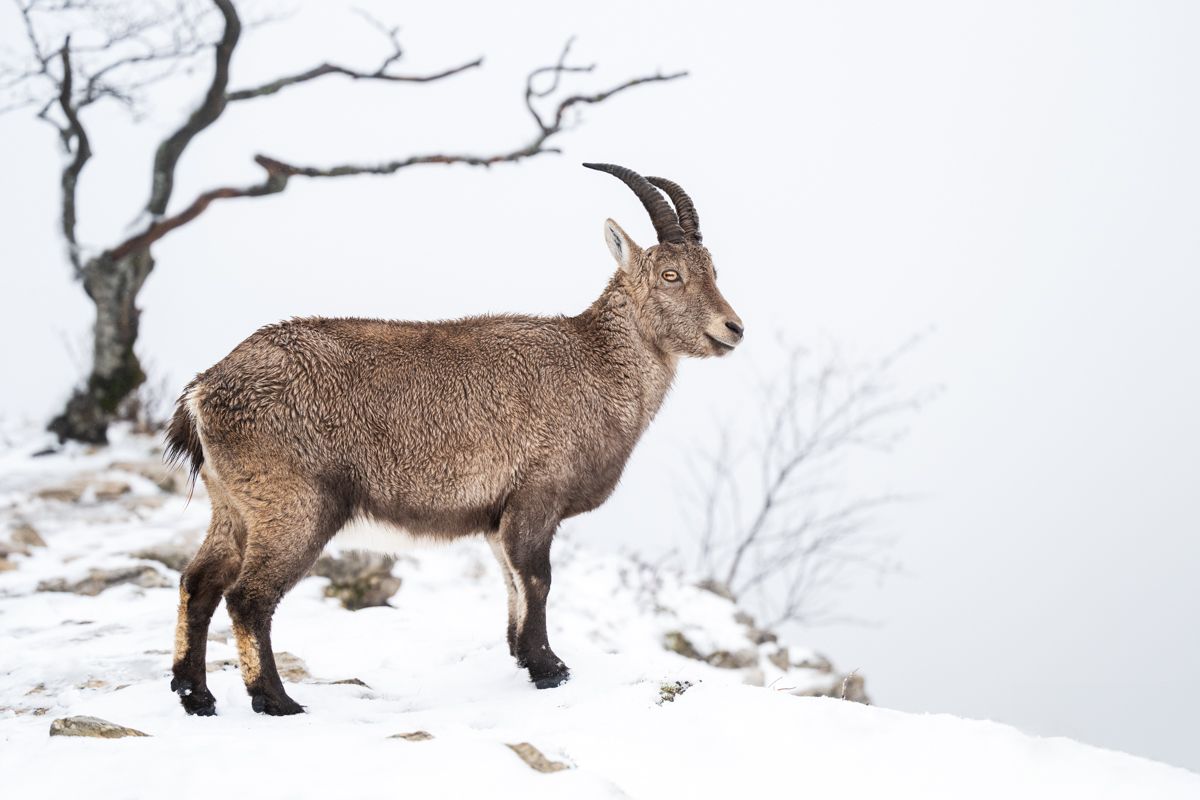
[582,162,685,244]
[646,176,701,243]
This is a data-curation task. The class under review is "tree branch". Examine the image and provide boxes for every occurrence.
[226,58,482,101]
[145,0,240,216]
[109,155,289,260]
[695,340,929,626]
[56,37,89,276]
[105,43,686,257]
[225,10,481,102]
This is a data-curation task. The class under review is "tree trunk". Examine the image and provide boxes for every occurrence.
[49,249,155,444]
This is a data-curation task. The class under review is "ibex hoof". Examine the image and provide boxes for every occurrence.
[250,692,305,716]
[172,678,217,716]
[531,667,571,690]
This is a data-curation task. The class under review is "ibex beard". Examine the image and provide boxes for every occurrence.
[165,163,743,716]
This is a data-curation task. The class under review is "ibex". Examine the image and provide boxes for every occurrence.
[165,163,743,716]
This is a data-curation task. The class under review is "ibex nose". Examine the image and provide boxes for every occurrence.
[724,320,744,340]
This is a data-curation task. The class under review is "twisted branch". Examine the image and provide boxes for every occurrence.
[145,0,240,216]
[225,12,481,102]
[56,38,90,275]
[107,41,686,258]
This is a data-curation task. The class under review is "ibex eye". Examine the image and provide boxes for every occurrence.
[662,270,680,282]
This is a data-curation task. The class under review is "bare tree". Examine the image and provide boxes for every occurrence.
[687,339,933,627]
[0,0,685,444]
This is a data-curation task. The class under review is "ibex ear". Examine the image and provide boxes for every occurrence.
[604,218,641,273]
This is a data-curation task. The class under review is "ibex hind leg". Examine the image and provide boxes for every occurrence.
[224,491,339,716]
[171,484,245,716]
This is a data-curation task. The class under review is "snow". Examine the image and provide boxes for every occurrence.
[0,427,1196,799]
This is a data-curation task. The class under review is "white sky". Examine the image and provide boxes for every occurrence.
[2,0,1198,771]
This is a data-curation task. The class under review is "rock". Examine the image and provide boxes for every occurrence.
[767,647,791,671]
[837,672,869,704]
[662,630,704,660]
[274,652,311,682]
[36,477,131,504]
[49,715,149,739]
[506,742,569,773]
[706,648,759,670]
[1,705,50,716]
[109,460,188,494]
[658,680,693,703]
[10,522,46,549]
[791,651,834,673]
[0,557,15,572]
[389,730,433,741]
[134,538,199,573]
[0,540,30,558]
[208,651,311,682]
[38,566,173,596]
[313,551,401,610]
[664,631,758,670]
[733,610,778,645]
[328,677,371,688]
[746,627,778,645]
[792,671,870,704]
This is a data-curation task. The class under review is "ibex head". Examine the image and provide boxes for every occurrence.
[584,163,744,358]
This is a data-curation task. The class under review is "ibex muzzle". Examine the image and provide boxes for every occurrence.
[165,164,742,716]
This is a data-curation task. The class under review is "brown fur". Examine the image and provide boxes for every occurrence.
[167,203,742,716]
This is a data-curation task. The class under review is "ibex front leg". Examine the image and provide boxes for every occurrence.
[497,506,569,689]
[487,537,520,658]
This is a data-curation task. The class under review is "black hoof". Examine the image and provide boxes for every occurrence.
[172,678,217,716]
[530,667,571,690]
[251,692,305,716]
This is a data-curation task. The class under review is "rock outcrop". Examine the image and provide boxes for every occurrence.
[38,566,173,595]
[49,715,149,739]
[313,551,402,610]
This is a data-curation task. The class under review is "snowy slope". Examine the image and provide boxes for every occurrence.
[0,426,1196,799]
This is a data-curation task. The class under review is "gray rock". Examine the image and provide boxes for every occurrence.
[706,648,760,670]
[662,630,704,660]
[733,610,778,645]
[134,538,199,573]
[389,730,433,741]
[792,651,834,673]
[313,551,401,610]
[10,521,46,549]
[274,651,311,682]
[38,566,173,596]
[506,742,569,773]
[0,540,29,559]
[792,671,870,704]
[36,477,131,504]
[208,651,311,682]
[109,460,188,494]
[49,715,149,738]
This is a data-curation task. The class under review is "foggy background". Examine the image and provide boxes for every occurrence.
[2,0,1197,771]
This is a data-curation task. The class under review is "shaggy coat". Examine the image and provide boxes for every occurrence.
[166,164,742,716]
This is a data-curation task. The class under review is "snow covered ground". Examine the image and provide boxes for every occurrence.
[0,425,1196,799]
